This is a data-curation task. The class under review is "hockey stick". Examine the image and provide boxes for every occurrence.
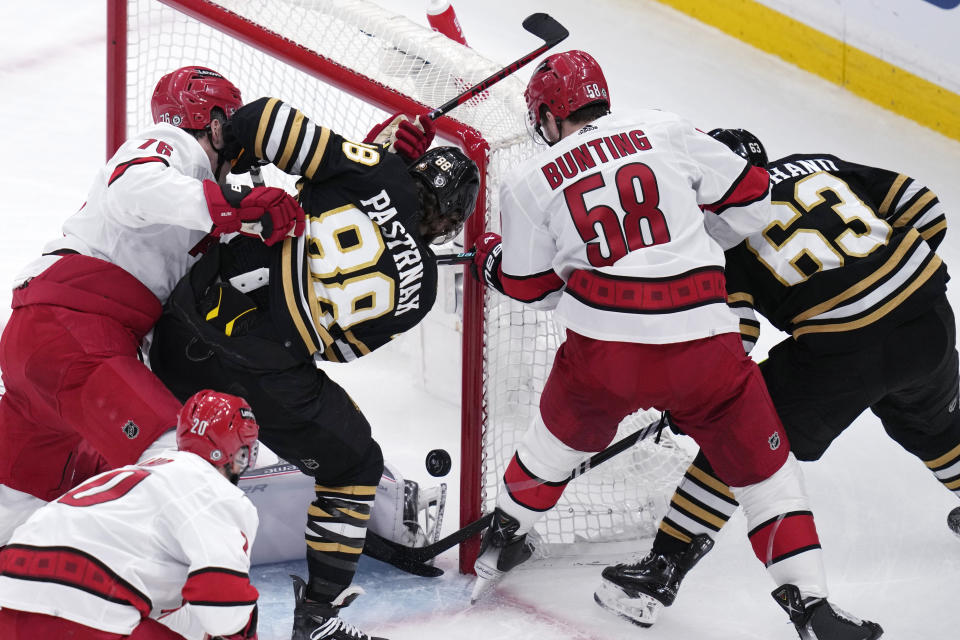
[435,249,476,265]
[364,413,669,575]
[426,13,569,120]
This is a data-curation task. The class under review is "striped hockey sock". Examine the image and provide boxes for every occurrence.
[654,452,739,554]
[304,484,376,601]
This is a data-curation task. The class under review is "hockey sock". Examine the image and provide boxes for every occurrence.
[498,453,569,534]
[653,450,738,555]
[305,484,376,601]
[924,442,960,500]
[732,454,827,599]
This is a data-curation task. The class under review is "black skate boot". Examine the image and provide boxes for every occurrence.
[593,534,714,626]
[470,508,534,603]
[772,584,883,640]
[291,575,387,640]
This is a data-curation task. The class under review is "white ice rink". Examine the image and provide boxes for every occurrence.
[3,1,960,638]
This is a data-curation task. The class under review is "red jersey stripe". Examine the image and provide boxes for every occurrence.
[108,156,169,186]
[182,567,258,606]
[502,269,564,303]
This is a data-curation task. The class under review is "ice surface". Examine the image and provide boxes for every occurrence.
[3,0,959,638]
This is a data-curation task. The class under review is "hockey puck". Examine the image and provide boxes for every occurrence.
[949,506,960,537]
[425,449,452,477]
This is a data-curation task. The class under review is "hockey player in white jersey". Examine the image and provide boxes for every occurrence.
[0,66,305,541]
[0,389,260,640]
[469,50,881,639]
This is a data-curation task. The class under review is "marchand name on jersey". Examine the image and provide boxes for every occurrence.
[359,189,423,316]
[540,129,652,190]
[766,157,839,185]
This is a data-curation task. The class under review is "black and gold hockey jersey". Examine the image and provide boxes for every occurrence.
[726,153,948,353]
[221,97,438,362]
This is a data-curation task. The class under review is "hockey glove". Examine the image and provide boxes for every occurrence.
[363,112,436,163]
[204,180,306,246]
[471,231,505,294]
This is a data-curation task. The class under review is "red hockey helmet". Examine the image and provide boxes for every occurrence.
[176,390,259,474]
[524,50,609,125]
[151,66,243,130]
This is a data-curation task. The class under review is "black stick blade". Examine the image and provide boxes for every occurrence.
[522,13,569,46]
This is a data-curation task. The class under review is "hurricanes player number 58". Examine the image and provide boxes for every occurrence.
[565,162,671,267]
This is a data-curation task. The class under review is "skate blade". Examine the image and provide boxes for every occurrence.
[593,580,662,627]
[470,564,504,604]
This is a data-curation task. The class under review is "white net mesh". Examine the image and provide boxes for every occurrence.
[121,0,693,561]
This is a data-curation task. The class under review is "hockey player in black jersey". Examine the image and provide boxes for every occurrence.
[148,95,479,640]
[595,129,958,639]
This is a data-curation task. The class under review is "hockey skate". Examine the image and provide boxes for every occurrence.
[470,508,534,603]
[290,575,387,640]
[773,584,883,640]
[593,534,714,627]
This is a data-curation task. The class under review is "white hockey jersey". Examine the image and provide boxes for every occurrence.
[15,122,214,302]
[498,110,772,344]
[0,450,259,637]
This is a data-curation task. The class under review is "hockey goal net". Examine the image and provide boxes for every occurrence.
[109,0,693,573]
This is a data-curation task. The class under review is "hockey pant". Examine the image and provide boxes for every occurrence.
[150,266,384,602]
[0,608,186,640]
[496,330,827,597]
[763,295,960,498]
[0,254,181,501]
[655,295,960,561]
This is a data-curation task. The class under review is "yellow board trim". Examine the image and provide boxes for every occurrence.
[653,0,960,142]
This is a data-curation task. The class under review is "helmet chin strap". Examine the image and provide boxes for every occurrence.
[208,117,232,180]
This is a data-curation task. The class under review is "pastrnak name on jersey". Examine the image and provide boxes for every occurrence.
[359,188,425,317]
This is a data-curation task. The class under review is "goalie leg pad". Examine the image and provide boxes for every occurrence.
[368,461,447,549]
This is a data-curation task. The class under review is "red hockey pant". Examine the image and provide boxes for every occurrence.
[0,608,186,639]
[0,256,182,501]
[540,330,789,487]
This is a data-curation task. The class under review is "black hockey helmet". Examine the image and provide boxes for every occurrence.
[708,128,768,168]
[409,146,480,245]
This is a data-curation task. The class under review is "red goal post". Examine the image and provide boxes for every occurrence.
[107,0,692,574]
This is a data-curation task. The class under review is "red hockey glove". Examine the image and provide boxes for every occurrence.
[363,112,436,163]
[204,181,306,246]
[471,231,505,294]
